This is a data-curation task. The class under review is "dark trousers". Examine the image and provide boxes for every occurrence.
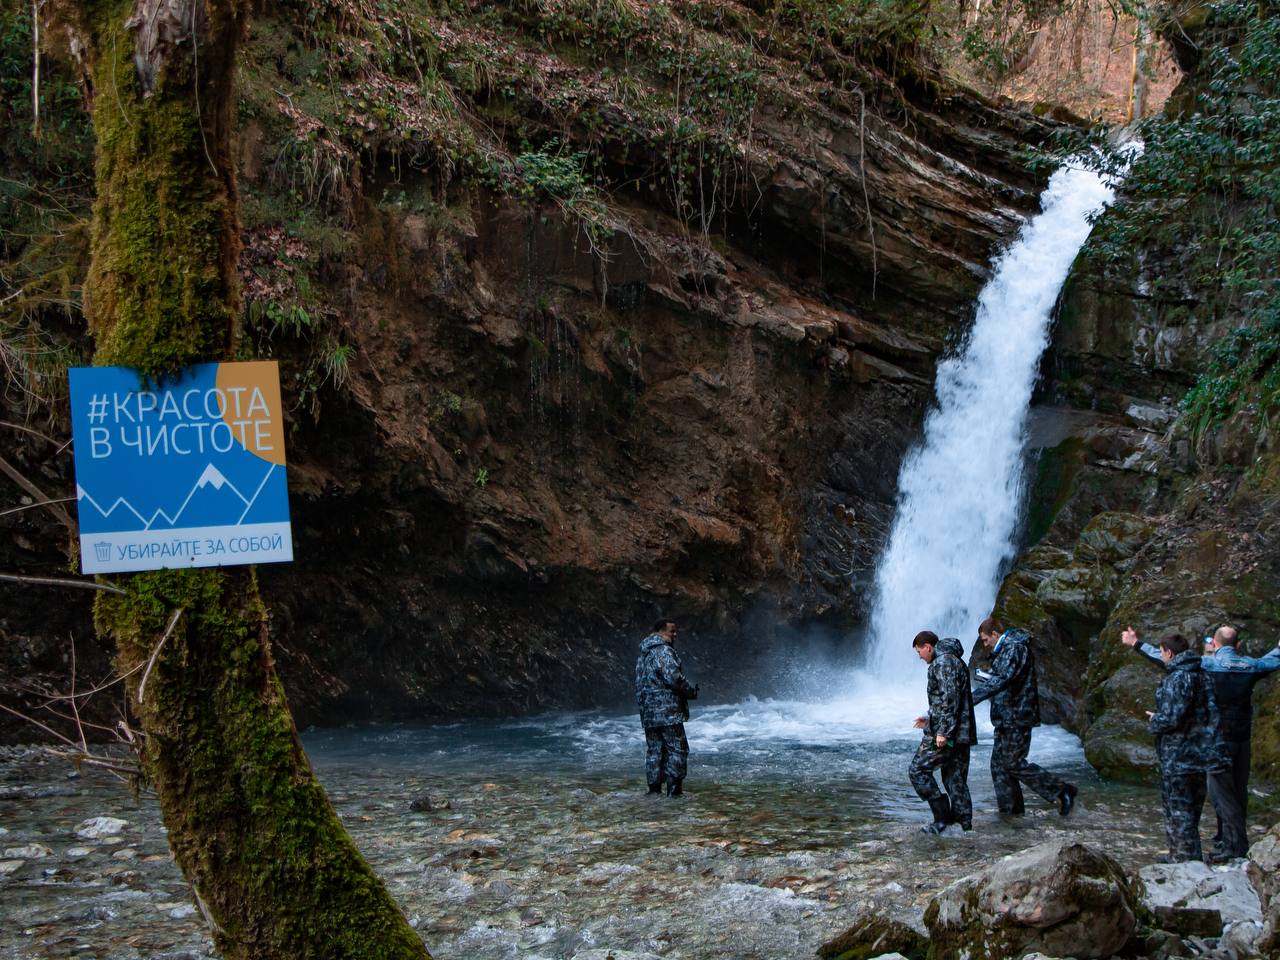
[909,738,972,828]
[644,723,688,787]
[1161,770,1208,862]
[1208,739,1250,857]
[991,724,1068,814]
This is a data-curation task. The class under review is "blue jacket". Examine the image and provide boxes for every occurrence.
[1148,649,1226,776]
[1136,640,1280,739]
[635,634,697,728]
[971,628,1041,729]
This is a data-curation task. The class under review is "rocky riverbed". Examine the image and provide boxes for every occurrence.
[2,700,1217,960]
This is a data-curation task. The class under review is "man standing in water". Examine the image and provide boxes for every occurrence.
[635,619,699,797]
[910,631,976,834]
[1124,624,1280,859]
[971,617,1078,817]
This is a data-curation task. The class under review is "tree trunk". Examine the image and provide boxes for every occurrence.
[1128,7,1150,122]
[1071,2,1086,74]
[51,2,432,957]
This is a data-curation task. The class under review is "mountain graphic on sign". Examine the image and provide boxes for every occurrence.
[77,462,277,532]
[196,463,232,490]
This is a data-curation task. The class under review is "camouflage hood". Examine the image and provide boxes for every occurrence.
[639,633,667,654]
[935,637,965,659]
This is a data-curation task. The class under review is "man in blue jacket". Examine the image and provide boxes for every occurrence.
[972,617,1077,817]
[635,619,699,797]
[1123,624,1280,858]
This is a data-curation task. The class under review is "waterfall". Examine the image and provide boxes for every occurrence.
[863,159,1124,685]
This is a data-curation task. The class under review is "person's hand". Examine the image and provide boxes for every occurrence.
[1145,711,1155,719]
[935,735,947,748]
[913,716,927,729]
[1121,627,1140,648]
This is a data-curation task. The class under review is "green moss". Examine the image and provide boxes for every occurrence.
[1022,438,1088,547]
[85,14,239,378]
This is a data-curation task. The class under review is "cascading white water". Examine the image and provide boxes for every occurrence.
[863,158,1125,687]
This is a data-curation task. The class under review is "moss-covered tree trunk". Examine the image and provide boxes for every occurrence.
[53,2,432,957]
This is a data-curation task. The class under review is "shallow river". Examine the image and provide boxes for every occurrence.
[1,694,1171,960]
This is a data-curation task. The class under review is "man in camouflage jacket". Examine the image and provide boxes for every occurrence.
[635,619,699,797]
[972,617,1077,817]
[910,632,977,834]
[1128,632,1226,862]
[1126,623,1280,858]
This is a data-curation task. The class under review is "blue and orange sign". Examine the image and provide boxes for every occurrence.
[68,361,293,574]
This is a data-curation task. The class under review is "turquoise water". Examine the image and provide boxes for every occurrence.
[1,706,1169,960]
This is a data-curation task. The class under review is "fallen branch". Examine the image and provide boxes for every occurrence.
[138,607,185,705]
[0,452,75,532]
[0,496,75,518]
[0,572,125,594]
[0,420,68,448]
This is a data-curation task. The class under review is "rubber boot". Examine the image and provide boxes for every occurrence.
[647,781,663,795]
[667,777,683,798]
[1057,783,1078,817]
[921,795,952,834]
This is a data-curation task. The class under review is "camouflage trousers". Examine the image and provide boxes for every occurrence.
[1161,770,1208,862]
[909,738,972,829]
[991,725,1069,814]
[644,723,689,787]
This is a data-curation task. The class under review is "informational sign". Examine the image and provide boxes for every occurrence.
[68,361,293,574]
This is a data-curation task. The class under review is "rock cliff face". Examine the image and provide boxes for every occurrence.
[1,0,1062,730]
[989,6,1280,784]
[237,5,1062,723]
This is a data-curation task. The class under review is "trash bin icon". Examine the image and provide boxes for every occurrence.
[94,542,111,563]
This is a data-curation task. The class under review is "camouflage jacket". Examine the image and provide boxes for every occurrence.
[1149,650,1227,776]
[971,628,1041,729]
[924,637,977,746]
[1136,640,1280,739]
[635,634,697,728]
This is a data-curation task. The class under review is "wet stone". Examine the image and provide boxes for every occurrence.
[76,817,129,839]
[410,795,452,812]
[4,843,53,859]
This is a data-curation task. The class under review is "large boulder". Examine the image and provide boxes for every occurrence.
[922,841,1144,959]
[817,912,928,960]
[1082,666,1160,782]
[1139,860,1261,946]
[1247,822,1280,954]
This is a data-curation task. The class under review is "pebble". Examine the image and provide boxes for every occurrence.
[3,843,52,859]
[75,816,129,839]
[66,846,95,858]
[112,848,139,860]
[0,859,23,875]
